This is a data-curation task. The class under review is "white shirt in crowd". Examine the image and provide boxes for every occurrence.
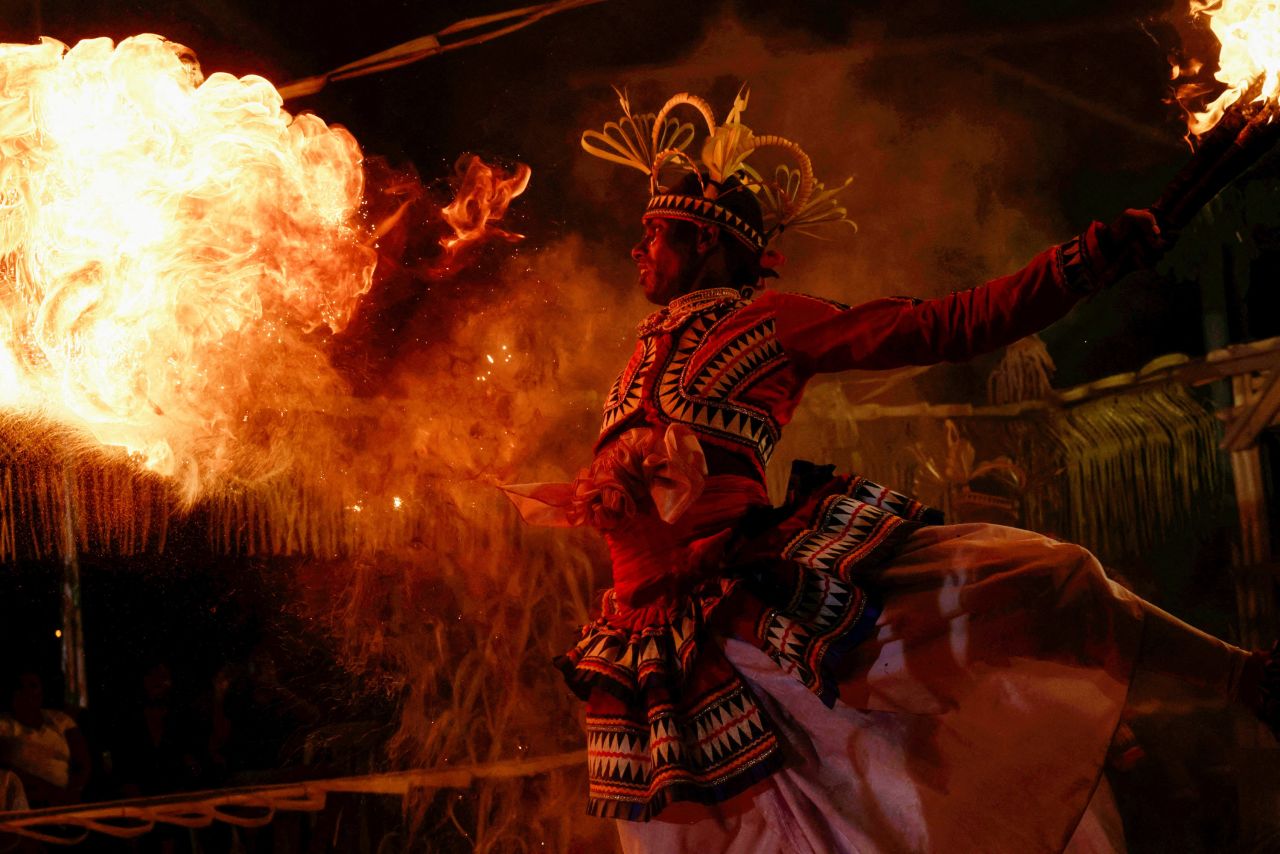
[0,709,76,789]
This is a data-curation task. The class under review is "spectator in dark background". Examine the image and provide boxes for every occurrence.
[112,661,202,798]
[224,646,319,777]
[0,669,90,807]
[201,662,234,785]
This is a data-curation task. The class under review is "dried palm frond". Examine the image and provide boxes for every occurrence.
[700,86,755,186]
[580,87,697,176]
[988,335,1056,404]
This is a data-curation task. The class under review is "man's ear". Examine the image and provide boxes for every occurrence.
[695,223,720,254]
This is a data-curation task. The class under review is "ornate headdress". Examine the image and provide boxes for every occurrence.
[581,86,855,258]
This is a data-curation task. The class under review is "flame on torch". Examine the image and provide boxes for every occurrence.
[1180,0,1280,134]
[0,35,374,502]
[1154,1,1280,229]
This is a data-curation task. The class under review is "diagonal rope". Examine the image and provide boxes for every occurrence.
[277,0,608,100]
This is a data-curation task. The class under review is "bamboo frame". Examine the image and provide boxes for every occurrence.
[833,333,1280,422]
[0,751,585,845]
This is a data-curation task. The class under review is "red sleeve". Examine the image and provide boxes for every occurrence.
[772,223,1111,373]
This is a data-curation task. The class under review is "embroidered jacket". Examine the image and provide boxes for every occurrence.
[599,225,1109,480]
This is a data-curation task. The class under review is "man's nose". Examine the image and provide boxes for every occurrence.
[631,240,645,261]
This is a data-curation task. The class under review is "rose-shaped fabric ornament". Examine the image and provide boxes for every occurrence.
[501,425,707,530]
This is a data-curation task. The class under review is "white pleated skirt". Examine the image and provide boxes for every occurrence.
[618,523,1145,853]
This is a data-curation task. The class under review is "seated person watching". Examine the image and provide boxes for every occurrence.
[0,670,89,808]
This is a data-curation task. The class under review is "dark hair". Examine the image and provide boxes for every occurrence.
[666,172,764,289]
[0,667,38,713]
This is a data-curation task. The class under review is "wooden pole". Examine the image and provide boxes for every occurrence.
[60,468,87,710]
[1228,374,1273,653]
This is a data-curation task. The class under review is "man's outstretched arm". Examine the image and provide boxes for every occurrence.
[773,211,1162,374]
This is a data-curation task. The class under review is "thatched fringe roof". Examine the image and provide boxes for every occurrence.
[0,412,508,563]
[201,478,467,559]
[803,381,1227,564]
[0,419,171,562]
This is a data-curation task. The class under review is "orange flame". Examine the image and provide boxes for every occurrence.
[437,155,531,267]
[1182,0,1280,134]
[0,35,374,501]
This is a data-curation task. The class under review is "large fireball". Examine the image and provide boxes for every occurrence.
[0,35,374,502]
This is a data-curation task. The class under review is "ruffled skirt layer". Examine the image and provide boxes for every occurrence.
[618,523,1144,853]
[560,468,936,820]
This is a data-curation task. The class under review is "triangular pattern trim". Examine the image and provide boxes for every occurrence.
[649,306,785,469]
[583,680,781,822]
[601,336,657,434]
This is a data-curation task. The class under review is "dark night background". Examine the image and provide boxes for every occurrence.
[2,0,1278,850]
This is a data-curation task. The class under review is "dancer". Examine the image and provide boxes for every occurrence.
[504,88,1278,852]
